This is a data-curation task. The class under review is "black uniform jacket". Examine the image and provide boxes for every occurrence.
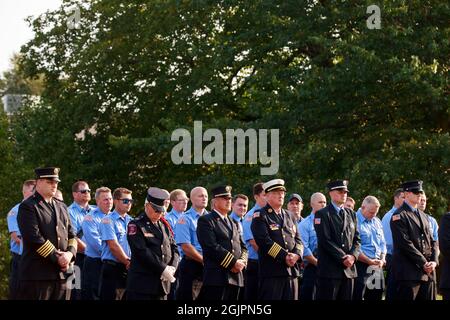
[439,212,450,289]
[18,192,77,280]
[251,204,303,278]
[390,202,438,282]
[127,213,179,295]
[314,204,360,279]
[197,210,248,287]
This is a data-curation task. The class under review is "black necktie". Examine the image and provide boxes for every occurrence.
[338,208,344,219]
[226,217,232,230]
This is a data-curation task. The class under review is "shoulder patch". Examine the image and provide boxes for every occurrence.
[84,215,93,222]
[392,215,400,222]
[127,223,137,235]
[314,218,321,225]
[246,216,253,222]
[101,217,111,224]
[253,212,260,218]
[7,210,16,217]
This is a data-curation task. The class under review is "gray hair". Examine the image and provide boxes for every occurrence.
[362,195,380,207]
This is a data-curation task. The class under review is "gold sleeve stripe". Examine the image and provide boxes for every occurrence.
[220,252,233,268]
[268,243,282,258]
[68,238,77,248]
[40,245,54,258]
[272,245,281,258]
[223,254,234,268]
[268,243,278,257]
[36,240,55,258]
[220,253,230,267]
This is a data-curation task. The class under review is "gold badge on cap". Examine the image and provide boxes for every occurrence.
[268,208,273,213]
[54,168,59,174]
[226,186,231,192]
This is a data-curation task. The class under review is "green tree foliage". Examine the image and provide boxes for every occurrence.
[12,0,449,215]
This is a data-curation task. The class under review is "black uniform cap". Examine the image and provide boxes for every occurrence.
[327,180,349,192]
[146,187,170,212]
[35,167,61,182]
[401,180,424,193]
[211,185,232,198]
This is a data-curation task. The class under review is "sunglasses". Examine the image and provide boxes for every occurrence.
[119,198,135,204]
[78,189,91,194]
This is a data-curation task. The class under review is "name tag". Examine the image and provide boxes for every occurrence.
[143,232,155,238]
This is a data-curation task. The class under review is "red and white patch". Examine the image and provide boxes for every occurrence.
[128,224,137,235]
[314,218,321,225]
[392,215,400,222]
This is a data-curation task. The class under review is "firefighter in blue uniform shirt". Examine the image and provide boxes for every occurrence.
[251,179,303,300]
[17,167,77,300]
[242,182,266,300]
[126,187,179,300]
[390,180,438,300]
[7,179,36,300]
[196,185,248,300]
[314,179,361,300]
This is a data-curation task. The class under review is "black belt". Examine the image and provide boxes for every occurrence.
[103,259,119,267]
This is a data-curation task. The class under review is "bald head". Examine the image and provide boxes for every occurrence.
[310,192,327,213]
[190,186,208,211]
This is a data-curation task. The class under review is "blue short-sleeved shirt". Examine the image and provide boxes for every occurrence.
[7,203,22,254]
[68,202,96,237]
[298,212,318,263]
[381,206,396,255]
[242,204,261,260]
[166,209,183,232]
[175,207,205,257]
[427,215,439,241]
[82,207,109,258]
[230,212,244,236]
[100,210,132,262]
[356,209,386,259]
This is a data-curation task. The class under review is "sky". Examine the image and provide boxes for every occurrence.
[0,0,62,75]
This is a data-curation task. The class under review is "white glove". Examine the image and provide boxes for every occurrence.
[161,266,176,283]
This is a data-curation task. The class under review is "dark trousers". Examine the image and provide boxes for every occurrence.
[441,289,450,301]
[259,277,298,300]
[70,252,85,300]
[385,254,396,300]
[395,280,434,300]
[198,284,241,301]
[99,260,127,300]
[176,258,203,300]
[316,277,354,300]
[168,267,179,300]
[81,256,102,300]
[300,264,317,301]
[353,261,384,300]
[127,291,166,300]
[8,253,21,300]
[244,259,259,300]
[18,280,69,300]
